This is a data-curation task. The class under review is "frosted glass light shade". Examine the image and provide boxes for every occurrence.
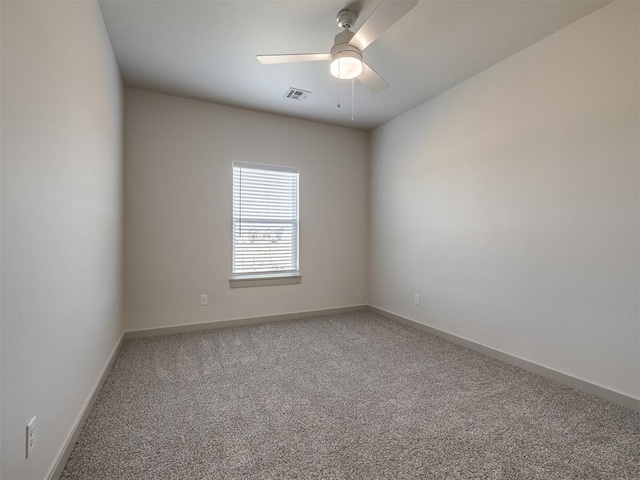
[330,51,363,80]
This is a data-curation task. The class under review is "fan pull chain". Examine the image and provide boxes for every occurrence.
[351,79,355,121]
[337,80,341,108]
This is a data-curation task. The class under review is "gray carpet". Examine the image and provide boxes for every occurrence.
[61,311,639,479]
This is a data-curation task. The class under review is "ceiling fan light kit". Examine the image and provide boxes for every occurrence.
[330,51,363,80]
[256,0,418,94]
[330,30,363,80]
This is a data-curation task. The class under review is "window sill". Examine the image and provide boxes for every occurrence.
[229,273,302,288]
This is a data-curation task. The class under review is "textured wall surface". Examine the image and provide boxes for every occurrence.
[1,1,124,478]
[124,89,368,332]
[369,1,639,399]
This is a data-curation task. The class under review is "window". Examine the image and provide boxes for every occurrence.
[230,162,300,287]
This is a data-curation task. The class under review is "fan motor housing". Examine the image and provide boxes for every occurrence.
[331,29,360,58]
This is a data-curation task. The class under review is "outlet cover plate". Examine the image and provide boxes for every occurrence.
[26,416,36,459]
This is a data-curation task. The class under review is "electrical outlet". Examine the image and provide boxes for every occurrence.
[414,293,420,305]
[200,294,208,306]
[26,416,36,459]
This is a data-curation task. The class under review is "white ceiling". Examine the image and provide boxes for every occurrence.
[99,0,608,130]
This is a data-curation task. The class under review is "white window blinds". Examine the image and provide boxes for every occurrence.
[232,162,299,276]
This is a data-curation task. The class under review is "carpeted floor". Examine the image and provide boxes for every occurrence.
[61,311,639,479]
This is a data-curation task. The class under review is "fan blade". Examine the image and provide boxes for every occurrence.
[256,53,330,64]
[349,0,418,51]
[358,62,390,94]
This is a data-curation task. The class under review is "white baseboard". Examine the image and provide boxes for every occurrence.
[47,332,125,480]
[369,305,639,412]
[124,305,368,340]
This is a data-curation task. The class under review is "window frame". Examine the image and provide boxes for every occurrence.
[229,161,301,288]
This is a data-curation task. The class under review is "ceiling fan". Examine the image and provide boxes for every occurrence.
[256,0,418,94]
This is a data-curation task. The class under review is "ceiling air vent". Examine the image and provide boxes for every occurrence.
[284,88,310,101]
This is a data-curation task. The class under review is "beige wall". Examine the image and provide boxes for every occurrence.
[1,1,124,479]
[369,1,639,399]
[124,89,368,331]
